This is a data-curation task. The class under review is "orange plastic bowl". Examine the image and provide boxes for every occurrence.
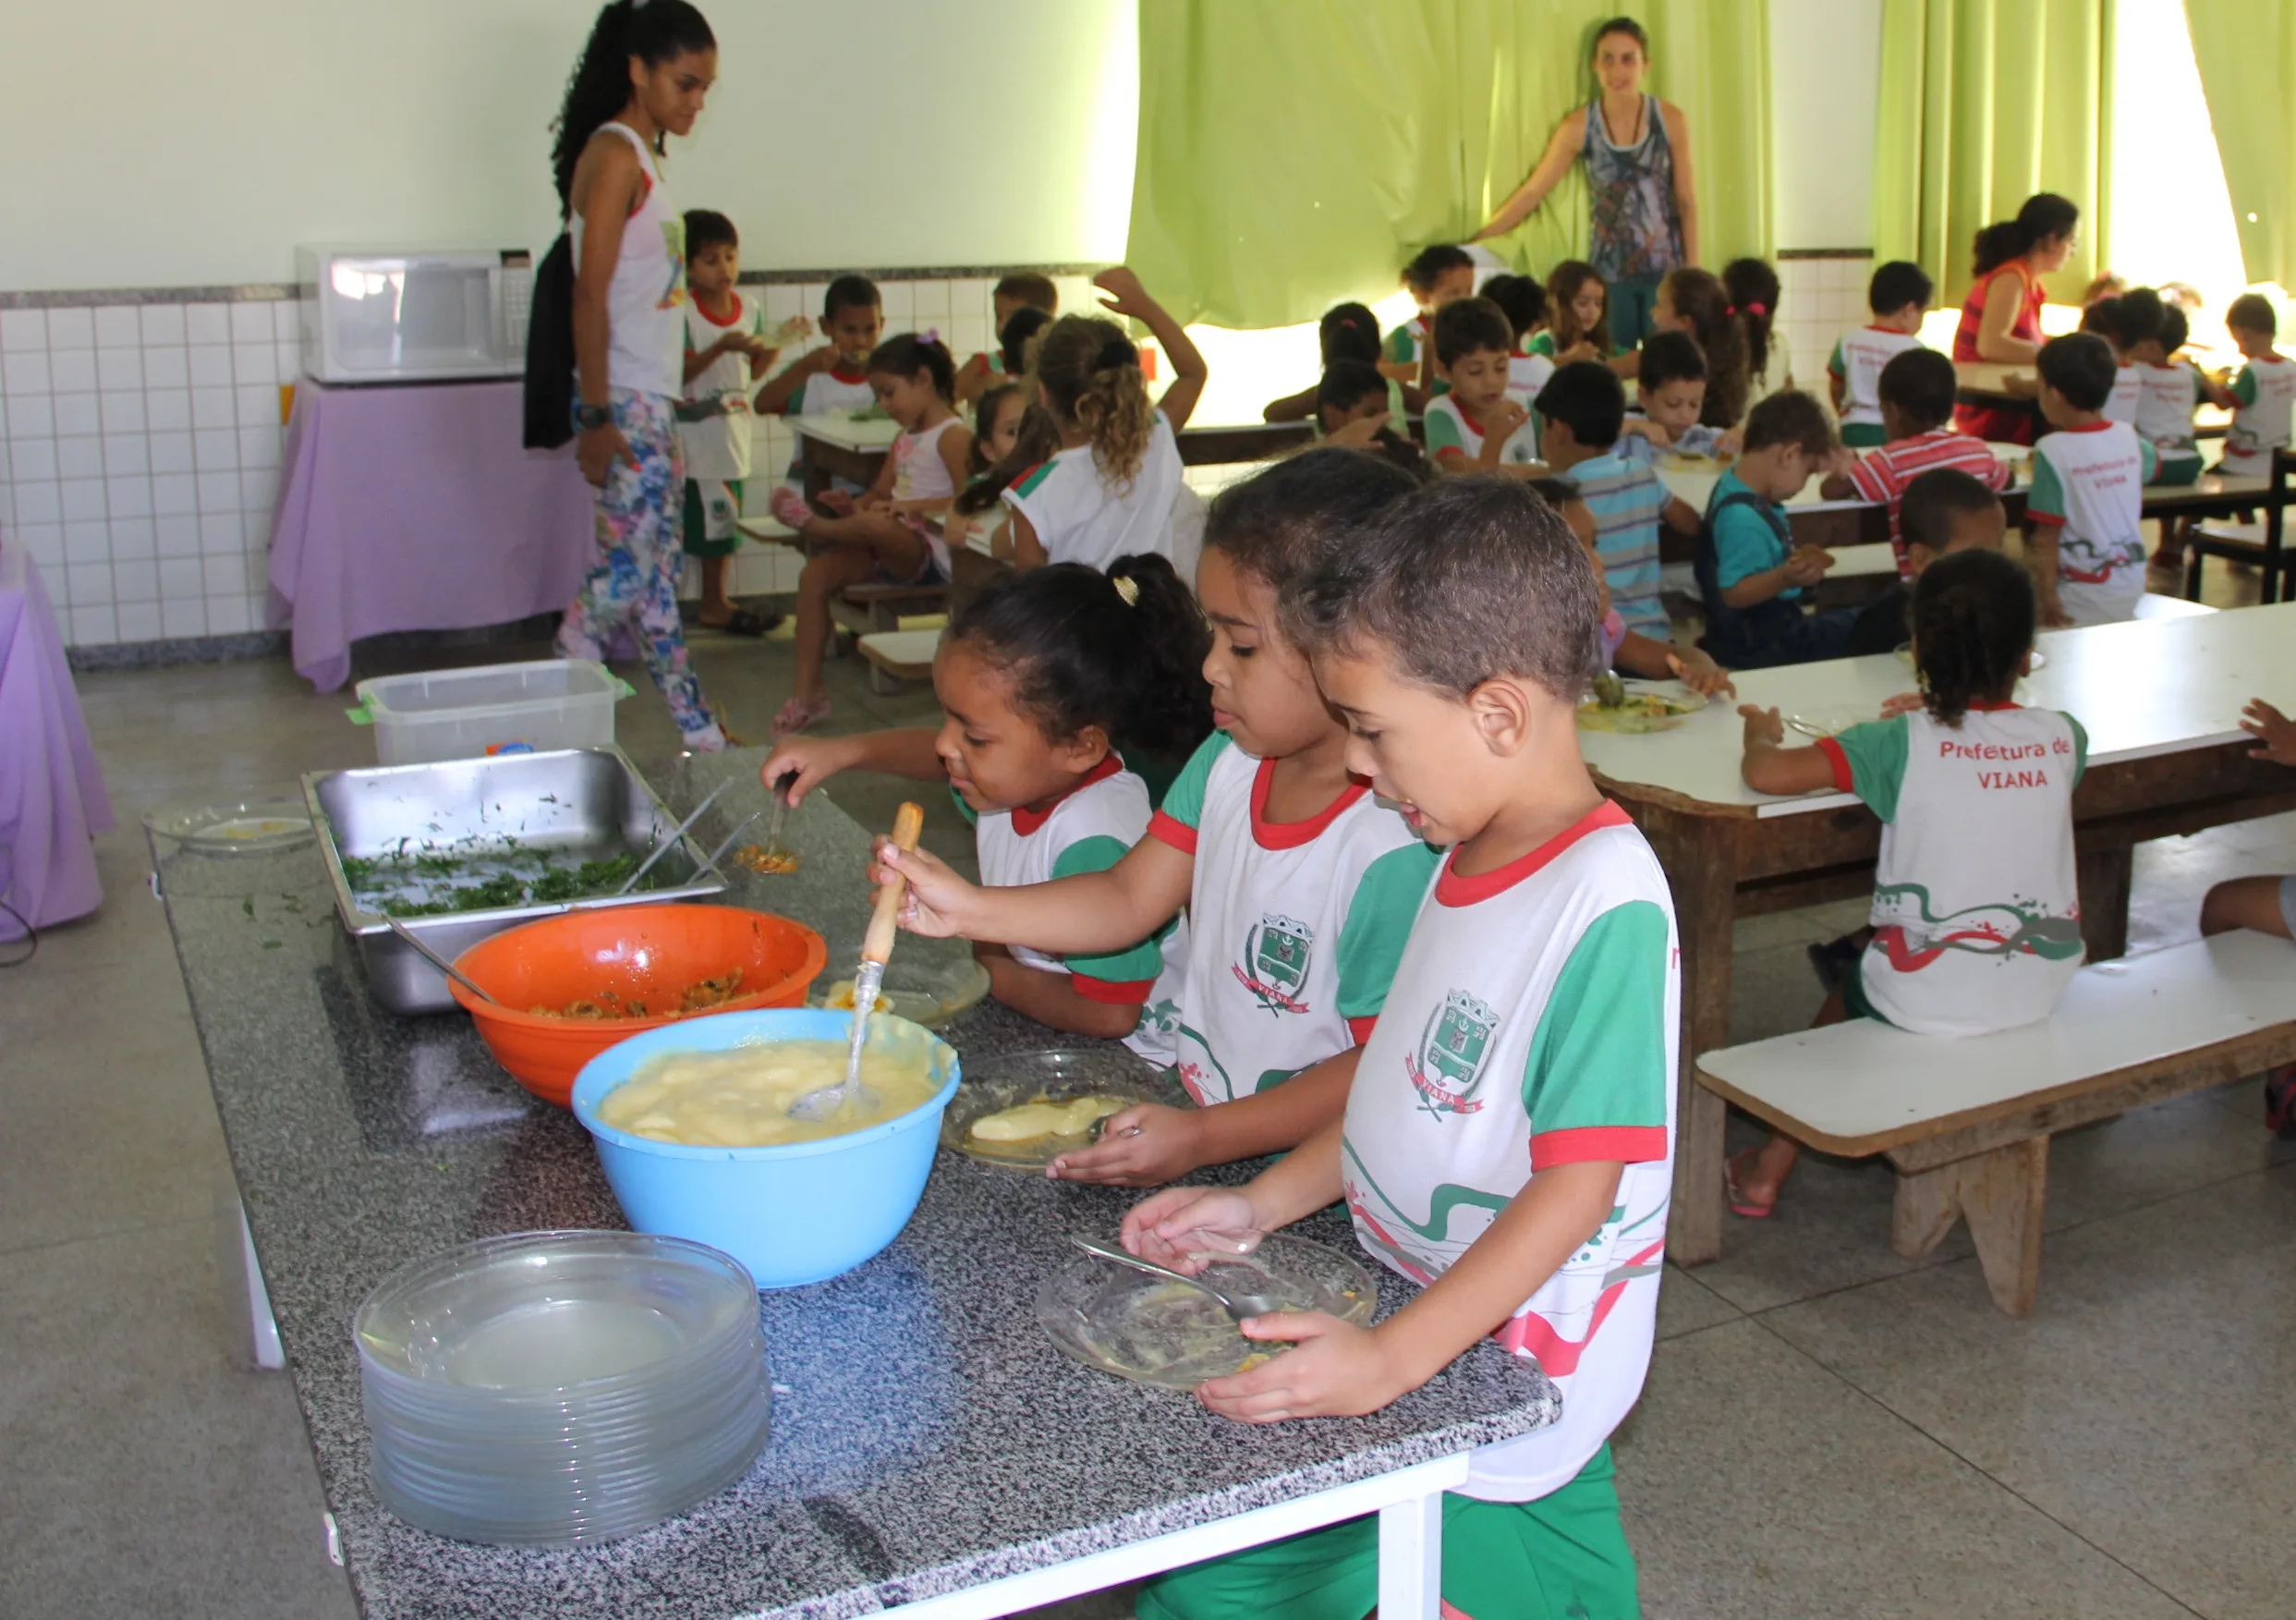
[447,904,828,1107]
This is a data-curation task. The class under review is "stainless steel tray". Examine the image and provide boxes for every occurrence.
[301,747,724,1015]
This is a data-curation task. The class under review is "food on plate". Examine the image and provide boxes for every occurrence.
[597,1036,941,1145]
[735,844,800,875]
[528,970,746,1021]
[967,1094,1130,1144]
[1574,691,1705,734]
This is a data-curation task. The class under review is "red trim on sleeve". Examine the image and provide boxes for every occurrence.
[1434,801,1631,907]
[1816,735,1854,793]
[1071,974,1155,1006]
[2026,508,2066,526]
[1346,1014,1378,1046]
[1433,445,1472,465]
[1146,809,1198,853]
[1530,1126,1670,1171]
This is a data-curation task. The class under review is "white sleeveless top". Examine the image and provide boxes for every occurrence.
[892,416,964,577]
[571,122,686,400]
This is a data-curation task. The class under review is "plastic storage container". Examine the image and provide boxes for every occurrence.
[350,659,630,764]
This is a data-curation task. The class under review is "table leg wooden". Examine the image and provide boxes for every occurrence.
[2075,843,2133,963]
[1638,805,1741,1266]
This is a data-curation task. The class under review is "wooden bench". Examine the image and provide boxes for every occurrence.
[856,627,941,694]
[1695,931,2296,1316]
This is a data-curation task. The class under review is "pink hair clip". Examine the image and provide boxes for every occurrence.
[924,327,941,345]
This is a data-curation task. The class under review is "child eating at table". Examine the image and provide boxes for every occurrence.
[2028,331,2157,627]
[1653,267,1751,429]
[1424,298,1544,476]
[1731,548,2087,1213]
[759,555,1206,1059]
[2082,290,2152,424]
[2129,302,2205,487]
[1828,260,1933,447]
[1846,465,2009,656]
[1615,330,1726,463]
[1533,476,1733,694]
[875,448,1440,1188]
[1263,302,1407,425]
[1483,273,1556,403]
[2198,695,2296,1137]
[1112,477,1678,1620]
[1533,260,1611,365]
[677,209,784,636]
[761,275,886,529]
[1386,245,1478,408]
[2206,292,2296,477]
[1315,360,1428,480]
[1819,347,2013,568]
[941,382,1037,561]
[1535,360,1701,639]
[955,273,1059,403]
[1695,390,1858,669]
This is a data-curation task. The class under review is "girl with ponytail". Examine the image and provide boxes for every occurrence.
[1953,192,2082,444]
[1654,266,1751,429]
[1003,267,1209,570]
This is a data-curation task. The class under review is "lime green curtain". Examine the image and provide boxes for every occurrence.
[2183,1,2296,288]
[1873,0,2113,310]
[1125,1,1771,331]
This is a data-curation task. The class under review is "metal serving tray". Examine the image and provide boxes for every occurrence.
[301,747,725,1015]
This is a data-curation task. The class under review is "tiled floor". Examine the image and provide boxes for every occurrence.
[4,616,2293,1619]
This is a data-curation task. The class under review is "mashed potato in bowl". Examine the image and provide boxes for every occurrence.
[596,1024,944,1148]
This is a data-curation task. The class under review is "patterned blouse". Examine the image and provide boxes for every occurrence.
[1584,94,1684,283]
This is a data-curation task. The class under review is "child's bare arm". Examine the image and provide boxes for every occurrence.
[752,347,831,416]
[1051,1048,1361,1188]
[1008,508,1048,568]
[1094,267,1209,432]
[1262,384,1318,423]
[2025,526,2074,627]
[1616,632,1734,695]
[1662,494,1703,534]
[1738,705,1838,794]
[933,420,975,488]
[881,835,1193,956]
[1828,370,1847,413]
[981,956,1142,1041]
[760,728,944,805]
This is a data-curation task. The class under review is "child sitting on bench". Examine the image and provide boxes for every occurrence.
[2200,695,2296,1136]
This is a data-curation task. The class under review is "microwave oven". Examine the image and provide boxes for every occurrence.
[297,245,533,384]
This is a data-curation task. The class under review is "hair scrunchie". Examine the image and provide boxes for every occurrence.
[1110,572,1141,606]
[1095,335,1138,371]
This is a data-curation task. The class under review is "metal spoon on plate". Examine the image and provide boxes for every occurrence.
[1068,1234,1284,1323]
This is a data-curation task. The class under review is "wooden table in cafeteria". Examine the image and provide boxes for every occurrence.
[792,410,901,500]
[1585,598,2296,1267]
[1954,360,2233,438]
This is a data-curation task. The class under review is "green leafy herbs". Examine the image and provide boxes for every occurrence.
[347,843,659,918]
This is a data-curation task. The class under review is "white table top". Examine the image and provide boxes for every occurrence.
[794,412,900,451]
[1827,543,1899,579]
[1585,599,2290,819]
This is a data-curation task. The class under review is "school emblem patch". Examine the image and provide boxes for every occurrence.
[1406,989,1498,1115]
[1232,913,1313,1014]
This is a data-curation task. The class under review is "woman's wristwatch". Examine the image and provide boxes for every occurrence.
[575,403,613,431]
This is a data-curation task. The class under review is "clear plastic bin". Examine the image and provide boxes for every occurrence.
[349,659,631,765]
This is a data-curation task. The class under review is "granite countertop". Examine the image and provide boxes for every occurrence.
[155,748,1558,1620]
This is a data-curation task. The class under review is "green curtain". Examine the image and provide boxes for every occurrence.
[1126,1,1771,331]
[2183,1,2296,288]
[1872,0,2113,311]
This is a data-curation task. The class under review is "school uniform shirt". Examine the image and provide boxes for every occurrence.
[1342,800,1676,1502]
[778,361,880,493]
[681,293,762,486]
[1571,450,1673,639]
[1827,326,1928,433]
[1423,395,1540,471]
[1613,420,1725,467]
[1507,348,1556,406]
[1145,732,1438,1105]
[1002,411,1186,571]
[966,756,1187,1066]
[1707,469,1799,601]
[2104,365,2142,426]
[2027,420,2157,624]
[2220,353,2296,475]
[1818,706,2087,1035]
[1843,430,2015,574]
[1383,316,1429,370]
[2132,361,2203,469]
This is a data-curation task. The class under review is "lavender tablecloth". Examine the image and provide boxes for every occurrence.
[0,540,113,938]
[266,380,600,690]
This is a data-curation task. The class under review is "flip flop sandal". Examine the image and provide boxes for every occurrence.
[1726,1151,1777,1219]
[771,694,832,736]
[2264,1067,2296,1140]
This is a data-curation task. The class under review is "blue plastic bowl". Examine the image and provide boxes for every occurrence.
[570,1008,960,1289]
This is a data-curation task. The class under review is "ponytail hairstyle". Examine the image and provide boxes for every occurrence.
[954,401,1062,516]
[945,554,1212,761]
[867,333,955,404]
[1972,192,2081,277]
[1662,267,1749,427]
[967,383,1025,478]
[1910,548,2035,725]
[1720,257,1780,384]
[550,1,717,212]
[1318,302,1383,365]
[1546,260,1612,358]
[999,304,1053,378]
[1035,314,1154,491]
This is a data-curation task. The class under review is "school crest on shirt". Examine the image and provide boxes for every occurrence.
[1406,990,1498,1116]
[1232,913,1313,1015]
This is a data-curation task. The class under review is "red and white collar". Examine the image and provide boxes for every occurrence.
[1011,753,1123,836]
[1435,800,1631,907]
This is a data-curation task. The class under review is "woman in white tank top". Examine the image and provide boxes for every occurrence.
[548,1,732,749]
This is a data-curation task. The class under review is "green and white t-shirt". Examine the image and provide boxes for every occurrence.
[682,293,763,481]
[2132,361,2203,465]
[2027,420,2157,624]
[2105,365,2142,425]
[778,361,878,489]
[1507,349,1556,408]
[1826,326,1926,432]
[2221,353,2296,476]
[1424,395,1539,470]
[1817,706,2086,1035]
[1002,411,1185,570]
[1146,732,1436,1104]
[961,756,1185,1066]
[1342,800,1676,1503]
[1383,316,1428,369]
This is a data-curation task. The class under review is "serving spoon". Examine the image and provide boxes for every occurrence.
[789,801,924,1122]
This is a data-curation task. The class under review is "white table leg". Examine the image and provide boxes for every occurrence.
[239,1199,285,1370]
[1377,1486,1446,1620]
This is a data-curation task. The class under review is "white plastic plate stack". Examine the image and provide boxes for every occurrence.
[353,1230,770,1545]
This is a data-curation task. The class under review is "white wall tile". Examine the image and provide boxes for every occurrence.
[185,303,229,345]
[761,285,801,325]
[229,302,271,344]
[193,429,237,471]
[274,341,298,381]
[200,555,242,595]
[55,436,104,481]
[108,475,152,518]
[8,394,52,437]
[53,393,100,437]
[152,472,198,515]
[158,557,204,598]
[191,388,235,431]
[16,523,63,569]
[188,345,233,388]
[140,305,186,346]
[4,351,52,395]
[46,308,93,349]
[241,554,270,593]
[876,283,914,323]
[238,469,277,512]
[197,470,241,513]
[161,598,207,638]
[272,301,298,341]
[150,432,194,475]
[116,603,162,641]
[13,480,59,523]
[102,434,149,476]
[9,440,56,481]
[234,344,277,385]
[1,309,47,349]
[235,384,276,425]
[155,515,200,556]
[101,390,145,432]
[93,306,140,348]
[910,281,950,321]
[237,427,279,469]
[143,347,188,389]
[109,518,155,563]
[96,347,141,390]
[205,596,253,635]
[241,509,273,547]
[147,389,191,432]
[64,518,109,558]
[50,348,95,393]
[60,480,104,521]
[66,561,111,602]
[199,512,240,552]
[72,605,116,644]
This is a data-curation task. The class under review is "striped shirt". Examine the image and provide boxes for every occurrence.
[1844,431,2015,574]
[1571,449,1672,637]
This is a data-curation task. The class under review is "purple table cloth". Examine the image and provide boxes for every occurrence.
[0,540,114,938]
[266,380,600,690]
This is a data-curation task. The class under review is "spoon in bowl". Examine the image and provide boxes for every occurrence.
[1067,1233,1284,1323]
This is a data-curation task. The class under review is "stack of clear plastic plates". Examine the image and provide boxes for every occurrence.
[353,1230,770,1545]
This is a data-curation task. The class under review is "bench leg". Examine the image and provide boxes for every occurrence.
[869,660,902,696]
[1890,1136,2049,1317]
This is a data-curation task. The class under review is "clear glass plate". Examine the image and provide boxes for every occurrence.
[143,797,314,853]
[938,1047,1170,1169]
[813,956,991,1028]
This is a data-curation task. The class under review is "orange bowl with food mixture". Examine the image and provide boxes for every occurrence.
[448,905,827,1107]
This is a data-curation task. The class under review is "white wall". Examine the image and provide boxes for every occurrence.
[1768,0,1884,249]
[0,0,1136,292]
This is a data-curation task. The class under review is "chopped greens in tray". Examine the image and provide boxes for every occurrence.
[339,841,657,918]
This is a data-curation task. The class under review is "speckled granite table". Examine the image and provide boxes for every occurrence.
[152,748,1559,1620]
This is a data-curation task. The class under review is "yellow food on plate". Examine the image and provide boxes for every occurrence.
[597,1035,941,1146]
[968,1094,1129,1143]
[735,844,799,875]
[1575,692,1703,734]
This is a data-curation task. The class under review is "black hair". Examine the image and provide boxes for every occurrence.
[947,555,1211,760]
[1319,302,1383,365]
[1547,261,1612,356]
[2157,304,2190,355]
[2036,332,2118,411]
[1636,329,1706,391]
[683,209,736,259]
[1535,360,1626,449]
[999,304,1053,376]
[1403,245,1476,297]
[1973,192,2081,276]
[1720,258,1780,384]
[2228,292,2278,337]
[953,402,1061,516]
[1527,475,1582,509]
[1741,389,1836,456]
[1281,477,1603,701]
[823,274,881,322]
[1910,547,2034,725]
[1661,267,1749,427]
[966,383,1025,477]
[1432,297,1513,368]
[1898,467,2005,557]
[1205,445,1420,592]
[867,334,955,403]
[1482,274,1549,343]
[550,1,716,211]
[993,273,1058,313]
[1868,259,1934,317]
[1592,16,1650,56]
[1317,359,1390,416]
[2091,286,2163,353]
[1876,347,1958,432]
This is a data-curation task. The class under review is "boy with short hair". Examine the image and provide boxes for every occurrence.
[1819,347,2013,570]
[1696,390,1858,668]
[1388,244,1477,409]
[677,210,784,635]
[1847,467,2009,655]
[1425,298,1544,478]
[1483,273,1556,404]
[1615,330,1725,463]
[957,274,1062,402]
[761,275,886,528]
[1126,476,1675,1620]
[2029,331,2157,627]
[2205,292,2296,477]
[1315,359,1428,480]
[1536,361,1701,639]
[1828,261,1933,446]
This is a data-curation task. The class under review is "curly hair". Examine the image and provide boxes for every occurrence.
[1035,314,1154,491]
[1910,548,2034,725]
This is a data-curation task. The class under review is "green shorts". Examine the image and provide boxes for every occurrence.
[1839,420,1887,449]
[681,479,745,558]
[1135,1444,1638,1620]
[2151,454,2204,488]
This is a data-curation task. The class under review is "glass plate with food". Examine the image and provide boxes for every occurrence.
[143,797,316,853]
[814,955,991,1029]
[1575,679,1709,735]
[939,1046,1171,1169]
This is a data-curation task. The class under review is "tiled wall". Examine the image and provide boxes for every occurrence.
[1774,253,1878,409]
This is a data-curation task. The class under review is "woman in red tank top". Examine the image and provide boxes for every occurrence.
[1952,193,2081,443]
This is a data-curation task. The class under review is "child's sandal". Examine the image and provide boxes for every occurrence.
[1727,1150,1778,1219]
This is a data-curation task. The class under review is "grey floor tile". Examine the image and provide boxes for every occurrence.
[1619,1320,2196,1620]
[1655,1264,1743,1341]
[2045,1086,2296,1230]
